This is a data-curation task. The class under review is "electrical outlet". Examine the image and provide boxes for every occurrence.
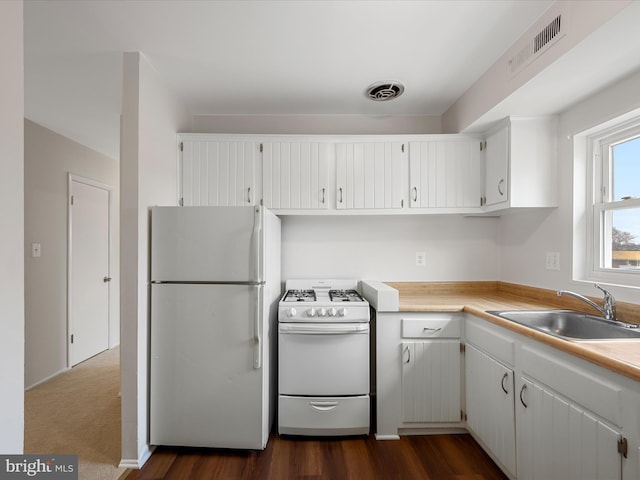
[545,251,560,271]
[416,251,426,267]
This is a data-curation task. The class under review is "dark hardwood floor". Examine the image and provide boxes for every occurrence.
[123,433,507,480]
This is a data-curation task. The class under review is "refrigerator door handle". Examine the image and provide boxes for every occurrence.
[253,284,262,369]
[252,206,263,283]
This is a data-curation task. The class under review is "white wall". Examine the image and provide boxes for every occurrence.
[442,0,630,133]
[499,68,640,304]
[120,52,192,467]
[282,215,500,282]
[193,114,441,135]
[0,0,24,454]
[24,120,120,388]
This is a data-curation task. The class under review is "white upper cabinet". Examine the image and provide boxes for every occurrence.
[335,142,404,210]
[178,129,556,215]
[180,137,257,207]
[262,142,329,210]
[409,137,481,209]
[483,116,558,211]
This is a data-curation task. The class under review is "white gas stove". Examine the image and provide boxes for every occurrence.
[279,279,370,323]
[278,279,371,437]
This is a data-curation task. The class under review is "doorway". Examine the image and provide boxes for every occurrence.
[68,174,112,366]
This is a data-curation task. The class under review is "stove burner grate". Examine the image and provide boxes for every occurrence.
[329,289,365,302]
[283,289,316,302]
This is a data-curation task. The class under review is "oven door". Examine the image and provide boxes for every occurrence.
[278,322,369,396]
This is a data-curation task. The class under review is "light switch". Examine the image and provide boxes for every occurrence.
[32,243,41,258]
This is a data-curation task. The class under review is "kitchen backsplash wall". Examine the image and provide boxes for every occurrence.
[281,215,500,282]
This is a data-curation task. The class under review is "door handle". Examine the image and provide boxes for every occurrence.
[519,384,528,408]
[103,276,112,282]
[501,372,509,395]
[498,179,505,196]
[412,186,418,202]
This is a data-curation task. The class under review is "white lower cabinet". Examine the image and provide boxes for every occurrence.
[516,376,621,480]
[465,343,516,478]
[376,312,638,479]
[463,316,635,480]
[375,312,464,439]
[401,341,461,423]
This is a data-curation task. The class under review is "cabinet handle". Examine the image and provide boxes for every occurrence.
[338,187,343,204]
[422,327,442,333]
[247,187,251,203]
[412,186,418,202]
[497,179,505,196]
[404,345,411,364]
[501,372,509,395]
[519,384,528,408]
[321,187,326,204]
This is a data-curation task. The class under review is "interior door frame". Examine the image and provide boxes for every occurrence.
[67,173,113,367]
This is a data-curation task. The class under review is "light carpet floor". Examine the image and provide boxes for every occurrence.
[25,347,126,480]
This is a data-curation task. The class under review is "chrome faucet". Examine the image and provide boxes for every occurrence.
[556,284,616,321]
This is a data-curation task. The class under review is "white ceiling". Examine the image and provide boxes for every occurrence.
[23,1,640,161]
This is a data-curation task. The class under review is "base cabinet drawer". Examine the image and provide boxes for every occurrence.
[278,395,369,436]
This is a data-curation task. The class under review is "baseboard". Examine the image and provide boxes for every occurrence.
[375,434,400,440]
[119,445,155,470]
[25,367,69,391]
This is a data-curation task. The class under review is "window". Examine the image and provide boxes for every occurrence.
[591,123,640,279]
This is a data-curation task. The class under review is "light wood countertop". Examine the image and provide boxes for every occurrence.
[386,282,640,383]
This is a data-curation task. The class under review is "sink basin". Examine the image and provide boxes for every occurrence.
[486,309,640,340]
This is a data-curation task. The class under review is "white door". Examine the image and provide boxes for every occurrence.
[150,283,266,449]
[262,142,330,210]
[278,323,370,396]
[465,343,517,478]
[516,377,621,480]
[401,341,461,423]
[336,142,403,209]
[181,139,256,206]
[69,177,111,366]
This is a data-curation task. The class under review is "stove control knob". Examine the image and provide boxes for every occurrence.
[307,308,316,317]
[338,308,347,317]
[328,307,338,317]
[286,308,297,317]
[318,307,327,317]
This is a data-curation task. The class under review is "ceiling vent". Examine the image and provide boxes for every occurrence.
[366,81,405,101]
[508,13,565,76]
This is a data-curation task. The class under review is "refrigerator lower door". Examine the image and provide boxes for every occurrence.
[150,283,268,449]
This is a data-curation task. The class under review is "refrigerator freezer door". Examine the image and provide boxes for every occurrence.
[151,206,262,283]
[150,283,268,449]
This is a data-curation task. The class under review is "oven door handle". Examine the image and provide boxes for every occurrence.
[279,323,369,335]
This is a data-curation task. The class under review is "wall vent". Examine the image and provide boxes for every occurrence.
[508,13,565,76]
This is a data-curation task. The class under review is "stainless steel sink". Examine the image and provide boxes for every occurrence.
[486,309,640,340]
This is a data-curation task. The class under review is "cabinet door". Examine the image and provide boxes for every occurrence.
[181,140,256,206]
[262,142,329,210]
[401,341,460,423]
[409,139,481,208]
[336,142,403,209]
[465,343,516,478]
[484,125,509,206]
[516,377,621,480]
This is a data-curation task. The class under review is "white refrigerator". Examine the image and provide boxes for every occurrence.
[149,205,281,449]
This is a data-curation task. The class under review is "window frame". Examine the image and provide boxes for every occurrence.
[586,120,640,285]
